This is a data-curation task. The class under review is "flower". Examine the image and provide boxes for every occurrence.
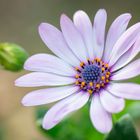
[15,9,140,134]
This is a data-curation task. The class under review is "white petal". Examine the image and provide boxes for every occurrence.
[22,85,79,106]
[112,59,140,80]
[100,90,125,113]
[24,54,76,76]
[60,14,88,62]
[103,13,131,62]
[73,10,94,59]
[107,83,140,100]
[93,9,107,58]
[38,23,80,66]
[15,72,75,87]
[90,94,112,134]
[43,91,89,129]
[111,37,140,71]
[108,22,140,66]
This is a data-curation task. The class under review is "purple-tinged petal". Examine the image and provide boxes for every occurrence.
[24,54,76,76]
[108,23,140,66]
[112,59,140,80]
[73,10,94,59]
[103,13,131,62]
[107,83,140,100]
[38,23,80,66]
[60,14,88,62]
[90,94,112,134]
[43,91,89,130]
[15,72,75,87]
[93,9,107,58]
[22,85,79,106]
[111,37,140,71]
[100,90,125,113]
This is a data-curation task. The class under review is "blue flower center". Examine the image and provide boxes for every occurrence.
[75,58,111,94]
[81,65,101,83]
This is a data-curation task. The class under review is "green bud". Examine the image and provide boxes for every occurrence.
[0,43,28,71]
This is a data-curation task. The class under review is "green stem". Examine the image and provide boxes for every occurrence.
[112,114,117,125]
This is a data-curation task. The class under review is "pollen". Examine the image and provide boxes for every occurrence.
[75,81,79,85]
[106,74,109,78]
[101,67,105,72]
[106,72,110,75]
[101,83,105,87]
[106,79,109,83]
[75,67,81,73]
[101,76,105,80]
[75,74,80,79]
[105,63,109,68]
[81,81,85,86]
[89,82,93,87]
[96,84,100,89]
[88,89,93,95]
[80,62,85,67]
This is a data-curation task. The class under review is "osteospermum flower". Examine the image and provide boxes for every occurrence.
[15,9,140,133]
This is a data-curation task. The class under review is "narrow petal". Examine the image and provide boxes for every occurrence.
[111,37,140,71]
[103,13,131,62]
[15,72,75,87]
[24,54,76,76]
[60,14,88,62]
[100,90,125,113]
[108,22,140,66]
[93,9,107,58]
[43,91,89,129]
[73,10,94,59]
[22,85,79,106]
[90,94,112,134]
[38,23,80,66]
[112,59,140,80]
[107,83,140,100]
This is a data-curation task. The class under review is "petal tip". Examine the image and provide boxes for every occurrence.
[97,8,107,14]
[14,79,20,86]
[42,119,52,130]
[21,98,28,106]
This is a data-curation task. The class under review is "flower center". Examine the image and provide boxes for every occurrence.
[75,58,111,94]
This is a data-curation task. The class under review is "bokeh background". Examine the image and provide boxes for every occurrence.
[1,0,140,140]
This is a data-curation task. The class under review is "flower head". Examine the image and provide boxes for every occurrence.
[15,9,140,133]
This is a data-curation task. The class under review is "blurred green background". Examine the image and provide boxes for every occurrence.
[1,0,140,140]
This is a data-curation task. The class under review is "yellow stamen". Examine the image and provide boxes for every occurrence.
[75,74,79,79]
[89,82,93,87]
[101,76,105,81]
[102,67,105,72]
[87,58,90,62]
[106,79,109,83]
[81,81,85,86]
[96,84,100,89]
[105,63,109,68]
[106,72,110,75]
[75,81,79,85]
[75,67,79,71]
[106,74,109,78]
[96,58,101,62]
[101,83,105,87]
[80,62,85,67]
[88,89,93,95]
[92,60,94,63]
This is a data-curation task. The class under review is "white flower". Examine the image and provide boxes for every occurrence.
[15,9,140,133]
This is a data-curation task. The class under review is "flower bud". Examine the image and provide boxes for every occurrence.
[0,43,28,71]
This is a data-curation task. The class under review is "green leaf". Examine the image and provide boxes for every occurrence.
[105,114,139,140]
[125,102,140,120]
[0,43,28,71]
